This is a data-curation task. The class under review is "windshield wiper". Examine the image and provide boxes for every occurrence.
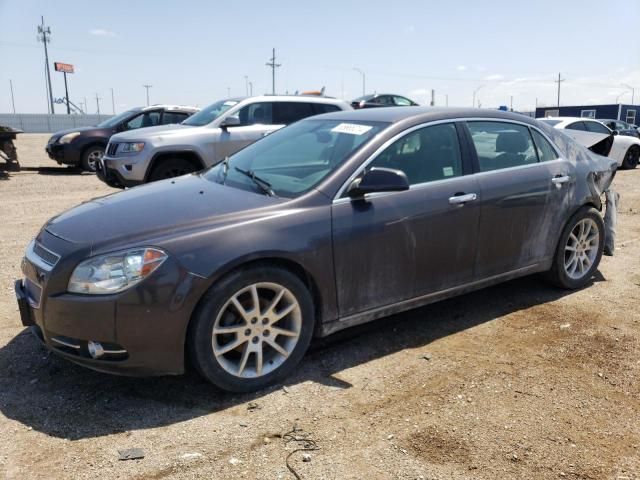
[234,167,275,197]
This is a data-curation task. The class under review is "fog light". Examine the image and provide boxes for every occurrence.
[87,341,104,359]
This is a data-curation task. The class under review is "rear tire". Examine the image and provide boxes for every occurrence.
[188,266,315,392]
[149,157,198,182]
[621,146,639,170]
[81,145,104,172]
[544,206,604,289]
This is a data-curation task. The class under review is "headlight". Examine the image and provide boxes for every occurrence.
[120,142,145,153]
[59,132,81,144]
[68,247,167,294]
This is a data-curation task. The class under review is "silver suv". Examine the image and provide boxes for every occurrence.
[98,95,351,188]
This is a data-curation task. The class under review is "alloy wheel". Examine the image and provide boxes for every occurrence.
[86,149,104,171]
[212,282,302,378]
[564,218,599,280]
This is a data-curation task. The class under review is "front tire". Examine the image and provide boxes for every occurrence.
[81,145,104,172]
[621,146,639,170]
[188,266,315,392]
[544,206,604,289]
[149,157,198,182]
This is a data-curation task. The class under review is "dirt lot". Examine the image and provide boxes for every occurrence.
[0,134,638,480]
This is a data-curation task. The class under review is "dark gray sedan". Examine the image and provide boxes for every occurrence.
[15,108,617,392]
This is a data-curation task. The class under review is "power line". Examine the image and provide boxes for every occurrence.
[37,16,54,114]
[265,48,281,95]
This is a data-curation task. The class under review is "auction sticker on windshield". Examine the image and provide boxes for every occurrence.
[331,123,373,135]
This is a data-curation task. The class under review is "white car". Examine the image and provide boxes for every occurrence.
[538,117,640,169]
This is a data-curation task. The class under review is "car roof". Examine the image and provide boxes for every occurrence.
[232,95,349,106]
[141,104,200,113]
[315,106,538,125]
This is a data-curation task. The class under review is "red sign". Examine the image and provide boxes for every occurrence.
[54,62,74,74]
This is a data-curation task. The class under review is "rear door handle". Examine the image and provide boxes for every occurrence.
[448,193,477,205]
[551,175,571,188]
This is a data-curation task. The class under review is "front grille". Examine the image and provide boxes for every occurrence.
[107,142,118,156]
[32,241,60,268]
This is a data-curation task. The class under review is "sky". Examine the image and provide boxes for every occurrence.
[0,0,639,114]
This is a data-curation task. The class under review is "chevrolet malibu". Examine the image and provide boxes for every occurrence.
[15,108,617,392]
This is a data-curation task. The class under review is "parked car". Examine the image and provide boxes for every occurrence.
[539,117,640,169]
[98,95,351,188]
[598,118,640,138]
[45,105,199,172]
[351,93,419,109]
[16,107,616,392]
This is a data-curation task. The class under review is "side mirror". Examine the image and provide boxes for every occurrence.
[347,167,409,198]
[612,130,619,136]
[220,116,240,131]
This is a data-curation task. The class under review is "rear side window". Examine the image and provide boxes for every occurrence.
[584,121,611,134]
[273,102,315,124]
[161,112,188,125]
[313,103,341,114]
[566,122,586,131]
[531,130,559,162]
[368,123,463,185]
[393,96,413,106]
[467,121,537,172]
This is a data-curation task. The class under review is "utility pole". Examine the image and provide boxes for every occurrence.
[353,67,365,96]
[249,81,253,96]
[143,84,152,106]
[63,71,70,114]
[110,88,115,114]
[510,95,513,112]
[621,83,635,104]
[265,48,281,95]
[445,94,449,107]
[95,93,102,115]
[555,72,565,108]
[430,89,435,107]
[37,16,54,114]
[84,97,87,115]
[9,80,16,114]
[472,85,484,108]
[244,76,249,96]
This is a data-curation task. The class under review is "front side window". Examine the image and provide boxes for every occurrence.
[314,103,341,114]
[273,102,315,124]
[205,119,387,198]
[230,102,273,126]
[97,110,138,128]
[584,121,611,134]
[531,130,559,162]
[182,100,238,126]
[467,121,537,172]
[124,111,161,130]
[368,123,463,185]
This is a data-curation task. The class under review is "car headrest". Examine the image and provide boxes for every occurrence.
[496,131,528,153]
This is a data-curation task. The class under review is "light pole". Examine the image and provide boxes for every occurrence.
[142,84,152,106]
[249,81,253,96]
[244,76,249,96]
[621,83,635,104]
[616,91,627,103]
[110,88,115,114]
[353,67,365,96]
[472,85,484,108]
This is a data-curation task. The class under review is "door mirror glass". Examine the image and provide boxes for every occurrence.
[347,167,409,198]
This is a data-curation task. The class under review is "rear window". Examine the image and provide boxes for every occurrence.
[584,121,611,134]
[273,102,315,124]
[566,122,587,131]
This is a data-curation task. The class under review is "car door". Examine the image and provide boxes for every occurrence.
[214,102,281,162]
[332,122,481,317]
[465,120,574,278]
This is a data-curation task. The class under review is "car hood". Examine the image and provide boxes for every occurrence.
[110,124,194,142]
[49,126,106,140]
[44,174,284,248]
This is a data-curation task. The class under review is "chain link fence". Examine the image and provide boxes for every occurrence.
[0,114,113,133]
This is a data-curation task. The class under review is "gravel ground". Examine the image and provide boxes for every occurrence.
[0,134,639,480]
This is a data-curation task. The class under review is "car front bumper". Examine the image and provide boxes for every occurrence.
[98,153,148,188]
[45,143,80,166]
[15,233,209,376]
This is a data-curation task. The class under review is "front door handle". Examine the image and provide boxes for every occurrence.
[448,193,477,205]
[551,175,571,187]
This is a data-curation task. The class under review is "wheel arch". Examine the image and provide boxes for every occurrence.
[146,150,207,181]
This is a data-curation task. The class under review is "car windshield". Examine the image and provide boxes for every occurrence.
[97,110,138,128]
[352,94,374,102]
[205,118,388,198]
[538,119,562,126]
[182,99,238,126]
